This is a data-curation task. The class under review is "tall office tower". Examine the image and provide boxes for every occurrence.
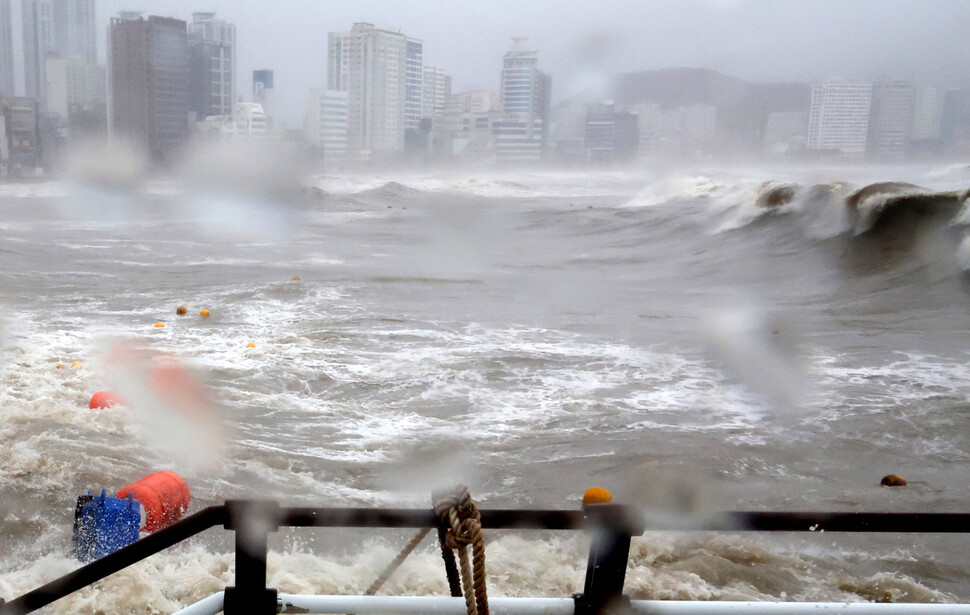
[187,12,235,119]
[24,0,98,102]
[494,40,550,162]
[328,22,411,158]
[584,102,615,162]
[421,66,451,122]
[0,0,13,95]
[868,81,915,159]
[404,37,423,131]
[806,81,873,156]
[22,0,51,100]
[110,16,188,161]
[304,88,348,161]
[912,86,946,142]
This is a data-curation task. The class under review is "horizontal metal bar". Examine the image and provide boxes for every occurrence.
[271,595,970,615]
[277,507,970,534]
[0,507,226,615]
[723,512,970,533]
[170,591,224,615]
[279,508,592,530]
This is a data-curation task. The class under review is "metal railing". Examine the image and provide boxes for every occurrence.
[2,501,969,615]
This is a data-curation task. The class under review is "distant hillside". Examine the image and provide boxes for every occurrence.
[612,67,809,111]
[613,67,747,107]
[610,67,812,149]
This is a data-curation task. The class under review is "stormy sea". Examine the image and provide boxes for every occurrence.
[3,157,970,611]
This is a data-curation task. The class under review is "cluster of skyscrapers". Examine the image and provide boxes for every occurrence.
[805,80,960,158]
[304,24,551,165]
[0,0,104,175]
[0,1,273,175]
[109,11,270,162]
[0,3,965,175]
[546,75,970,164]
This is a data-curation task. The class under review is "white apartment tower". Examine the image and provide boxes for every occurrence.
[188,12,235,118]
[806,81,873,156]
[421,66,451,122]
[869,81,915,158]
[404,37,423,131]
[304,88,348,162]
[328,22,421,159]
[494,41,550,162]
[231,102,266,141]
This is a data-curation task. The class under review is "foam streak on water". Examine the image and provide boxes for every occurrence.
[2,164,970,608]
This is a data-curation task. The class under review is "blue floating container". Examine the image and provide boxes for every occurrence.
[73,489,141,562]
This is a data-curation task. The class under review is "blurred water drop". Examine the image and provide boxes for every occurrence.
[703,298,812,412]
[173,140,308,241]
[100,339,226,471]
[377,440,481,501]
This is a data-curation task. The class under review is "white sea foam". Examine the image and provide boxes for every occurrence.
[0,182,69,199]
[310,170,642,199]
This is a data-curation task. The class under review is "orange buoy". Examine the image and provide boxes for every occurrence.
[154,322,165,328]
[200,309,210,318]
[89,391,125,409]
[55,363,64,369]
[117,471,191,532]
[291,276,301,281]
[71,361,82,367]
[246,342,256,348]
[176,306,188,316]
[583,487,613,504]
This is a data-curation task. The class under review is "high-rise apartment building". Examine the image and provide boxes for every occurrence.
[110,15,188,161]
[421,66,451,123]
[0,0,13,95]
[494,41,550,162]
[24,0,98,103]
[404,37,423,132]
[304,88,348,161]
[806,81,872,156]
[868,81,915,159]
[328,22,415,158]
[188,12,235,119]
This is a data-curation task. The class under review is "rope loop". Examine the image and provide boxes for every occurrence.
[433,485,489,615]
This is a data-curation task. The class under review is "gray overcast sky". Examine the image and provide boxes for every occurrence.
[89,0,970,127]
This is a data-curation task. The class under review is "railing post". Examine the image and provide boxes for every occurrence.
[223,500,279,615]
[574,504,638,615]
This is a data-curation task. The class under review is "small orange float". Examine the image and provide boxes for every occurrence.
[880,474,907,487]
[583,487,613,504]
[89,391,125,409]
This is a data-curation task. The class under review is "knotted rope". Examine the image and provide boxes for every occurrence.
[433,485,489,615]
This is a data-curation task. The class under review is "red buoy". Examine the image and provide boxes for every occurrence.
[117,471,191,532]
[89,391,125,409]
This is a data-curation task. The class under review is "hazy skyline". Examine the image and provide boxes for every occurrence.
[46,0,970,126]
